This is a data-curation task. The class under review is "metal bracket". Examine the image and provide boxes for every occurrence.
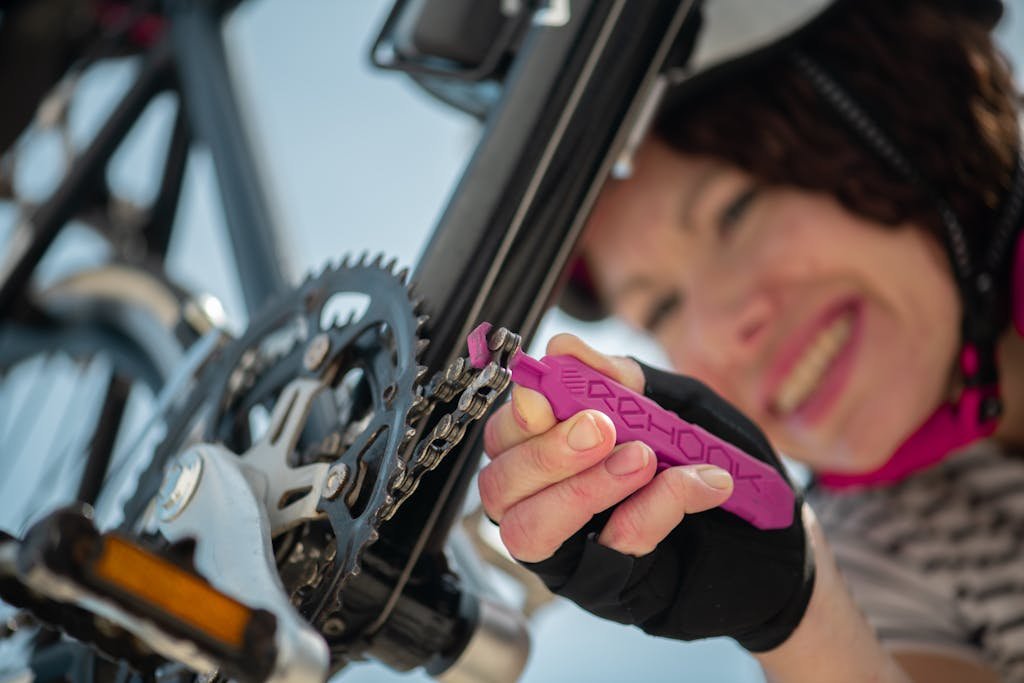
[237,378,331,536]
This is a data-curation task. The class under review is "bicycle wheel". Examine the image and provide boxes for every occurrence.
[0,261,220,682]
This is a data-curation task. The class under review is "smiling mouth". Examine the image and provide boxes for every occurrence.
[772,310,855,415]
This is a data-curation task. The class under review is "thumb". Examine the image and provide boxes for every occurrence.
[546,333,645,392]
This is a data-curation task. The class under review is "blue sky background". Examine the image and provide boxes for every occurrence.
[2,2,1022,681]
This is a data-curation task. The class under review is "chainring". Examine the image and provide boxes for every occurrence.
[121,255,429,598]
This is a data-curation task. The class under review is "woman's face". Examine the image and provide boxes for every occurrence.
[583,138,961,472]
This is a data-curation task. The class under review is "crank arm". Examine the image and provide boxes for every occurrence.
[154,443,329,683]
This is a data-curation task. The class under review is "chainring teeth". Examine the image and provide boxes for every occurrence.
[128,255,427,606]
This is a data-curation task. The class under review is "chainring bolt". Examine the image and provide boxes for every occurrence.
[320,432,342,455]
[303,333,332,371]
[324,463,349,501]
[322,617,346,637]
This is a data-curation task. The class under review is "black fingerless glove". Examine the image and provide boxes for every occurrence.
[520,362,814,652]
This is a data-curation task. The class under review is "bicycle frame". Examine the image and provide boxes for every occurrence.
[0,0,697,676]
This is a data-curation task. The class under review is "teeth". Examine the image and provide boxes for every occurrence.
[774,313,853,414]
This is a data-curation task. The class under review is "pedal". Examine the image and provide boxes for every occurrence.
[0,508,277,681]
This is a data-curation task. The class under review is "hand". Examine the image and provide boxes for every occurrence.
[478,333,814,652]
[479,333,735,563]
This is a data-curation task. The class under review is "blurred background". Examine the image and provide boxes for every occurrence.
[1,1,1022,681]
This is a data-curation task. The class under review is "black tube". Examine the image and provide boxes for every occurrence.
[142,101,190,259]
[401,0,694,554]
[361,0,698,666]
[165,0,293,314]
[0,40,173,317]
[76,374,131,506]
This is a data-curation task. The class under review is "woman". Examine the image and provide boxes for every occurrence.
[478,0,1024,680]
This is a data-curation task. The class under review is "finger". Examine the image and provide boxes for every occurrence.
[483,333,640,458]
[597,465,734,557]
[499,442,657,562]
[478,409,616,522]
[546,333,645,391]
[482,385,556,458]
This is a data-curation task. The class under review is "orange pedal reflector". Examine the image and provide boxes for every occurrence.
[90,535,251,650]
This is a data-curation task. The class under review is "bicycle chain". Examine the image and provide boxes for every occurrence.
[381,334,519,521]
[318,327,521,608]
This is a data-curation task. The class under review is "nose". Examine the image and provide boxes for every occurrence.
[672,286,775,384]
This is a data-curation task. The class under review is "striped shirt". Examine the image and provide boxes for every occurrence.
[807,442,1024,681]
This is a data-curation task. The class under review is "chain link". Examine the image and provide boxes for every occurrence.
[379,328,520,521]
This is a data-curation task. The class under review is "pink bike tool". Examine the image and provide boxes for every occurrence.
[467,323,794,530]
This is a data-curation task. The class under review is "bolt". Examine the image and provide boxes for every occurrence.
[157,449,203,522]
[382,383,397,406]
[303,333,331,371]
[323,464,349,500]
[320,432,342,455]
[322,617,346,637]
[158,462,183,503]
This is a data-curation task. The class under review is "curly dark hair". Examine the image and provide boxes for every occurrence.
[654,0,1021,260]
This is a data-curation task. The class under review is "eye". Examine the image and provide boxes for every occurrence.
[644,291,682,333]
[717,185,760,236]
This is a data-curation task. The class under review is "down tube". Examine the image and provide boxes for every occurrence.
[396,0,698,556]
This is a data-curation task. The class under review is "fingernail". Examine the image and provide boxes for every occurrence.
[510,396,529,429]
[513,388,547,428]
[605,444,649,476]
[567,413,603,451]
[697,466,733,490]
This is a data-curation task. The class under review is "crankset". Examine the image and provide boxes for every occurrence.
[119,255,516,672]
[1,256,528,680]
